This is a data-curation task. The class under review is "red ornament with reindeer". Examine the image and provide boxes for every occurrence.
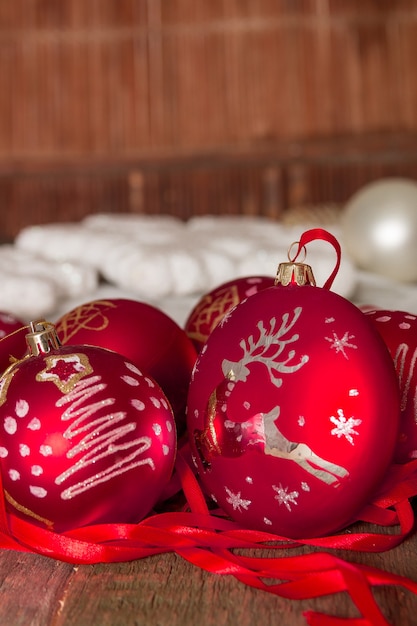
[0,321,176,533]
[187,229,400,539]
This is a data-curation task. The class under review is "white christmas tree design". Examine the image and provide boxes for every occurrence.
[330,408,362,445]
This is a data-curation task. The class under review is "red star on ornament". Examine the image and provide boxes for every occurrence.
[36,353,93,393]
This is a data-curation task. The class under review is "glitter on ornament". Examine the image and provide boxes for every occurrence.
[273,484,299,512]
[325,330,357,359]
[225,486,251,512]
[329,409,362,445]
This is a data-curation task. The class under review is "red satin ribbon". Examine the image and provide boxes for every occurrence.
[0,443,417,626]
[291,228,342,290]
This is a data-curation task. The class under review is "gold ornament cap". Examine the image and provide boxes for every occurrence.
[25,320,62,356]
[275,242,316,287]
[275,261,316,287]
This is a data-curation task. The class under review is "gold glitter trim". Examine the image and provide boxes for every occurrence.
[4,490,54,529]
[36,352,93,394]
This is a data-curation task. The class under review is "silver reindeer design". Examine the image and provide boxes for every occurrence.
[194,307,349,487]
[221,307,309,383]
[240,405,348,486]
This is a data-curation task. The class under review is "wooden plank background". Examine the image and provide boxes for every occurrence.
[1,0,417,236]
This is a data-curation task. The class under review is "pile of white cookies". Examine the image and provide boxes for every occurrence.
[1,213,357,320]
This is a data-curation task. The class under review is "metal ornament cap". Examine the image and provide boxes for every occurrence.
[275,261,316,287]
[25,320,62,356]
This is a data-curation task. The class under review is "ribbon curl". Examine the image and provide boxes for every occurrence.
[0,444,417,626]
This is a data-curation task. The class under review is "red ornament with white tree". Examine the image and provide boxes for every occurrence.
[187,229,401,539]
[0,321,176,532]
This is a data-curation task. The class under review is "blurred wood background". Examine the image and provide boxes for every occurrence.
[1,0,417,238]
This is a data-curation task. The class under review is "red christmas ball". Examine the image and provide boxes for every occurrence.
[0,312,26,375]
[187,283,400,539]
[365,309,417,463]
[55,299,197,434]
[185,276,275,351]
[0,322,176,532]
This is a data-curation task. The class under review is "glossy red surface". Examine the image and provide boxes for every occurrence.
[187,284,400,538]
[0,344,176,532]
[366,308,417,464]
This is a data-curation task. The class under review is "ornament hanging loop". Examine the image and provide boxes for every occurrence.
[276,228,342,291]
[288,241,307,264]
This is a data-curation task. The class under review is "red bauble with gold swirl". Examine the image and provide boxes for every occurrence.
[185,276,275,352]
[0,312,26,375]
[55,298,197,434]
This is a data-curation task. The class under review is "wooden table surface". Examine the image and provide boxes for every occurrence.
[1,519,417,626]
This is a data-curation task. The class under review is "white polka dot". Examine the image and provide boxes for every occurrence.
[245,476,253,484]
[162,445,170,456]
[131,399,145,411]
[124,361,142,376]
[40,445,53,457]
[166,420,173,432]
[376,316,391,323]
[19,444,30,457]
[121,375,139,386]
[153,423,162,436]
[0,447,8,458]
[145,377,155,388]
[400,322,411,330]
[28,418,41,431]
[9,469,20,481]
[161,398,169,410]
[15,399,29,418]
[31,465,43,477]
[29,486,47,498]
[263,517,272,525]
[150,397,161,409]
[4,417,17,435]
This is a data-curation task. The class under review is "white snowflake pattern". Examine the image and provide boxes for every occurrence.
[272,483,299,512]
[225,486,251,512]
[325,331,357,359]
[330,408,362,445]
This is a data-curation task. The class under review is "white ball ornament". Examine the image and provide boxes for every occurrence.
[341,178,417,282]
